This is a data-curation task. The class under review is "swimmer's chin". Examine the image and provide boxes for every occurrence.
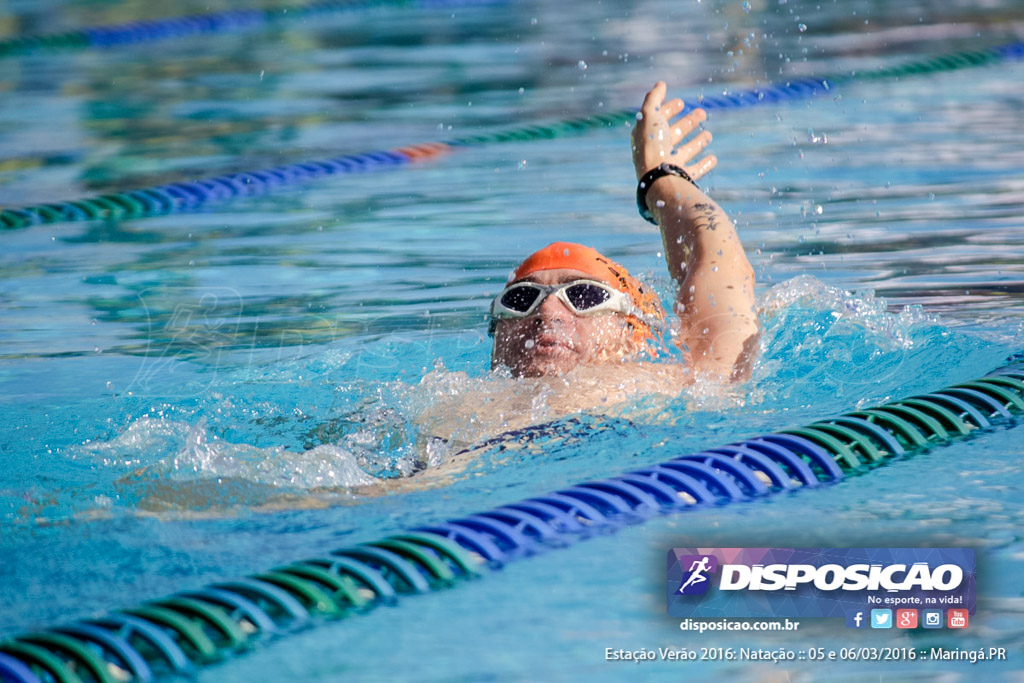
[494,355,619,379]
[496,345,652,378]
[490,359,571,379]
[490,345,578,378]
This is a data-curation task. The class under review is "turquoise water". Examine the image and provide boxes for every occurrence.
[2,0,1024,679]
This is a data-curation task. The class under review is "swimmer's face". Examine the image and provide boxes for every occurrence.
[490,268,637,378]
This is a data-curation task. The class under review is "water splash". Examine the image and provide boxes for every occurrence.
[72,416,378,515]
[759,274,934,346]
[752,275,981,410]
[166,421,378,489]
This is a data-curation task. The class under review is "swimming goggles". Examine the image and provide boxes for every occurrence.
[490,279,635,320]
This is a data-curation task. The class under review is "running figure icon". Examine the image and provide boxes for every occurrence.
[678,556,713,594]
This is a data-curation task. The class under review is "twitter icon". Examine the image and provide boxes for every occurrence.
[871,609,893,629]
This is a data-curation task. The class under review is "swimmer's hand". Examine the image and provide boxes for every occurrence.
[631,81,716,180]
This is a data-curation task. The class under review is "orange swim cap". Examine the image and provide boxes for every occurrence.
[509,242,665,347]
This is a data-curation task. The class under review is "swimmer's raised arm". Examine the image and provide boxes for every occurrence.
[631,81,760,381]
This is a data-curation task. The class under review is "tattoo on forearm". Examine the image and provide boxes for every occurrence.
[692,202,720,231]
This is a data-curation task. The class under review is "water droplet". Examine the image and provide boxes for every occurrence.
[742,1,751,12]
[105,381,113,390]
[798,23,807,32]
[928,192,935,201]
[577,60,588,70]
[814,205,823,215]
[531,17,538,25]
[524,340,535,349]
[518,87,525,95]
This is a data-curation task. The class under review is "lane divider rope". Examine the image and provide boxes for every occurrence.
[1,361,1022,681]
[2,40,1023,231]
[0,0,504,59]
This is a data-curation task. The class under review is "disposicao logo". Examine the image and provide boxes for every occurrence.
[717,562,963,591]
[667,548,976,621]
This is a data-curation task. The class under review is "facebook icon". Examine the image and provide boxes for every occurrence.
[846,611,866,629]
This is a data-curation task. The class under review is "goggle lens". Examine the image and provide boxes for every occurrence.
[564,283,610,311]
[499,286,543,313]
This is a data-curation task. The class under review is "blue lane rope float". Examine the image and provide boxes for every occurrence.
[3,39,1024,231]
[0,0,506,59]
[1,361,1022,681]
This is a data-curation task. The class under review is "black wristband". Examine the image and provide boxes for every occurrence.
[636,163,697,225]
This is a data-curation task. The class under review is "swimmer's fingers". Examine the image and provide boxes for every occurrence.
[669,107,707,146]
[671,129,713,166]
[640,81,668,115]
[634,83,709,179]
[686,153,717,181]
[661,97,686,120]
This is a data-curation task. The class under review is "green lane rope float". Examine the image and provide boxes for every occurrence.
[1,360,1022,681]
[0,0,505,59]
[2,41,1023,231]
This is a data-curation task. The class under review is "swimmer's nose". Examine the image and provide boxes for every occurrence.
[534,292,574,320]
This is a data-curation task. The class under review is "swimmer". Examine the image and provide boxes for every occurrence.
[491,81,760,383]
[404,81,763,481]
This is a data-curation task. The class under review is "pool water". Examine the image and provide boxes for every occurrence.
[2,0,1024,679]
